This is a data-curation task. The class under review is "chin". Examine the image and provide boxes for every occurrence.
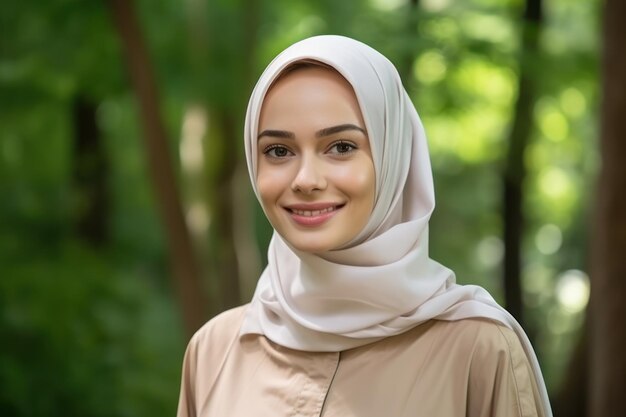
[290,242,333,254]
[287,236,357,253]
[283,235,340,254]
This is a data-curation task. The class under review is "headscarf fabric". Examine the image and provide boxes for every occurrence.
[240,35,551,416]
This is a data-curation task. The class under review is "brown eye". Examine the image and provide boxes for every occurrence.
[328,141,357,155]
[264,145,293,158]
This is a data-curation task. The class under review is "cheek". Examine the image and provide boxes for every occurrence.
[256,177,275,206]
[256,166,287,206]
[333,161,376,203]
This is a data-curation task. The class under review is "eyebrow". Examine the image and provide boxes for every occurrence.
[315,123,366,138]
[257,129,295,140]
[257,123,366,140]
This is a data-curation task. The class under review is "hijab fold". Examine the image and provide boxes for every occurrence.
[240,35,552,417]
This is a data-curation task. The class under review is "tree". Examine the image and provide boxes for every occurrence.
[589,0,626,415]
[71,96,109,246]
[107,0,208,337]
[502,0,542,330]
[182,0,262,315]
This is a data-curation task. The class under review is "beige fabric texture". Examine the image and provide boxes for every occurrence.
[177,305,545,417]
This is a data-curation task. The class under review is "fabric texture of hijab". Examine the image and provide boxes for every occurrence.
[240,35,552,416]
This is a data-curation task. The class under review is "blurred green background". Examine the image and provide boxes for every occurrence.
[0,0,598,415]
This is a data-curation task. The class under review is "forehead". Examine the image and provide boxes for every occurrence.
[267,65,353,96]
[259,66,364,125]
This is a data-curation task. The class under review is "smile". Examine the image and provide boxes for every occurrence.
[284,203,344,226]
[291,206,337,217]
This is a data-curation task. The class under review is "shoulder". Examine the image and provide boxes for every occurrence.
[180,304,249,390]
[185,304,249,366]
[391,317,522,362]
[177,305,249,416]
[429,319,541,417]
[192,305,248,345]
[189,304,249,353]
[452,318,529,376]
[434,318,532,382]
[428,318,525,359]
[392,318,530,379]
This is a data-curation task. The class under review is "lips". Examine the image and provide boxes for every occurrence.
[284,203,344,226]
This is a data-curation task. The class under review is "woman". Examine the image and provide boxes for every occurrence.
[177,35,552,417]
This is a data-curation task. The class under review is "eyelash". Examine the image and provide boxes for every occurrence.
[262,144,293,158]
[261,140,358,159]
[328,140,357,155]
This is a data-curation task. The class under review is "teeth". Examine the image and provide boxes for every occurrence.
[292,206,336,217]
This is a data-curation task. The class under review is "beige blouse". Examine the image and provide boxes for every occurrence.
[177,305,545,417]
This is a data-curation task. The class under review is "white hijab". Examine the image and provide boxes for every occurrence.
[241,35,551,415]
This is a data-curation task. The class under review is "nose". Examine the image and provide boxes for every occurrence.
[291,154,327,194]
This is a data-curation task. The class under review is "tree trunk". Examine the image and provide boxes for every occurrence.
[552,323,588,417]
[502,0,542,329]
[71,96,109,247]
[182,0,260,315]
[107,0,208,338]
[589,0,626,415]
[207,111,241,312]
[234,0,263,301]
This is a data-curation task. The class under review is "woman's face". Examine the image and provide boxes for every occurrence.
[257,66,376,253]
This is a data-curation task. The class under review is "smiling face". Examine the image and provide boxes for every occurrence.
[256,65,376,253]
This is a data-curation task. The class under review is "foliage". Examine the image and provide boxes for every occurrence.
[0,241,182,416]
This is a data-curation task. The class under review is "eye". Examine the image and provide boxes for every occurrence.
[328,141,357,155]
[263,144,293,158]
